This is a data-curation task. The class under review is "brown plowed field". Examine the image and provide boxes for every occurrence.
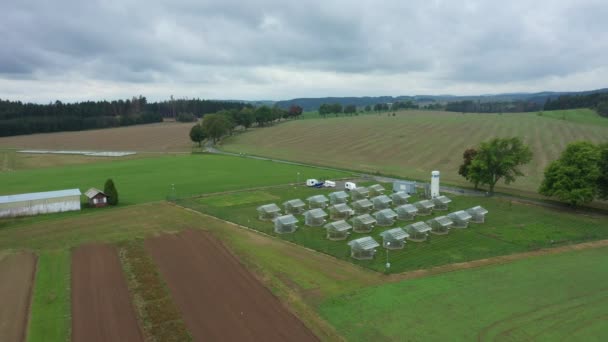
[0,252,36,342]
[146,230,318,341]
[71,244,143,342]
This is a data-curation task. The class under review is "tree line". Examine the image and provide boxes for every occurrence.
[544,92,608,117]
[445,100,542,113]
[318,100,420,117]
[0,96,251,137]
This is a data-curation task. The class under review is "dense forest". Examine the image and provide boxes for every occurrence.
[544,92,608,117]
[445,100,542,113]
[0,96,250,137]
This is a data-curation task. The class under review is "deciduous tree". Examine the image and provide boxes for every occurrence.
[104,178,119,206]
[189,124,205,146]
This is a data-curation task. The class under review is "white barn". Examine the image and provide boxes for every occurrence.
[0,189,82,218]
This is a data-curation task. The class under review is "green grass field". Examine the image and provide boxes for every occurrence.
[177,184,608,273]
[27,250,70,342]
[318,246,608,341]
[222,109,608,197]
[0,153,348,205]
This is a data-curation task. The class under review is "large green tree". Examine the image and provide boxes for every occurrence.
[458,148,479,189]
[104,178,119,206]
[539,141,601,206]
[189,124,205,147]
[201,114,231,143]
[466,137,532,194]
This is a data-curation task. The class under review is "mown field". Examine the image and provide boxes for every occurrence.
[177,183,608,273]
[222,109,608,196]
[318,246,608,341]
[0,153,348,205]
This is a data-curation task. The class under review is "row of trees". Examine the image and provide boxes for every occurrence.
[0,97,250,137]
[446,100,541,113]
[458,138,608,206]
[544,92,608,117]
[319,101,419,117]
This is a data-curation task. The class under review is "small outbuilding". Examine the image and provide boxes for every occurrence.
[466,206,489,223]
[350,186,370,200]
[380,228,409,249]
[257,203,282,221]
[0,189,82,218]
[352,199,374,214]
[283,199,307,214]
[371,195,393,210]
[324,220,352,240]
[447,210,472,228]
[329,203,353,220]
[304,208,328,226]
[391,191,411,206]
[432,195,452,211]
[405,222,432,242]
[395,204,418,221]
[368,184,386,196]
[348,236,380,260]
[426,216,453,235]
[373,208,398,226]
[329,191,350,204]
[84,188,108,208]
[414,200,435,216]
[393,180,417,194]
[306,195,329,209]
[274,214,299,234]
[351,214,377,233]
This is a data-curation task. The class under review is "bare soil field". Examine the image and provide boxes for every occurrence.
[0,252,37,342]
[0,122,193,152]
[71,244,143,342]
[146,229,318,342]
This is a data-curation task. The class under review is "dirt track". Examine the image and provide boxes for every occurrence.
[71,244,143,342]
[0,252,36,342]
[146,230,318,342]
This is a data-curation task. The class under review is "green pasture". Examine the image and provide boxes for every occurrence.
[0,153,349,205]
[318,246,608,341]
[178,184,608,273]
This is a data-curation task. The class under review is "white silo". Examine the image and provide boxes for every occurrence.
[431,171,440,198]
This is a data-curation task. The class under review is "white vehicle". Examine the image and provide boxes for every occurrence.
[323,180,336,188]
[306,179,319,187]
[344,182,357,191]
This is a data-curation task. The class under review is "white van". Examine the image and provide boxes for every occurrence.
[344,182,357,191]
[323,180,336,188]
[306,179,319,187]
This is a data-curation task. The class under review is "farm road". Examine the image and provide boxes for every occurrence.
[207,143,607,216]
[0,252,36,342]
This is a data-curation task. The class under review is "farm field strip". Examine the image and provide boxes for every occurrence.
[318,246,608,341]
[0,251,37,342]
[145,230,319,341]
[71,244,143,342]
[27,250,71,342]
[222,109,608,195]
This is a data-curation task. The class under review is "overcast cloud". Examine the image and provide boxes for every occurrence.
[1,0,607,102]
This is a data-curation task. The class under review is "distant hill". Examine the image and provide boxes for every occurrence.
[273,88,608,111]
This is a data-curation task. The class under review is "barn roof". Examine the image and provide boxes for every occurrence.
[467,206,489,216]
[329,191,349,200]
[372,195,392,204]
[276,214,298,225]
[348,236,380,250]
[353,199,373,208]
[448,210,472,221]
[428,216,453,227]
[305,208,328,218]
[307,195,329,203]
[331,203,352,213]
[406,221,432,233]
[380,227,409,241]
[257,203,281,213]
[433,195,452,204]
[84,188,106,199]
[396,204,418,214]
[324,220,352,232]
[0,188,81,204]
[374,208,398,219]
[354,214,376,225]
[283,199,306,207]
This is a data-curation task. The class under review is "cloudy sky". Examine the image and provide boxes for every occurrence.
[1,0,607,103]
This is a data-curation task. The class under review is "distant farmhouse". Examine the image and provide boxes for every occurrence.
[0,189,82,218]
